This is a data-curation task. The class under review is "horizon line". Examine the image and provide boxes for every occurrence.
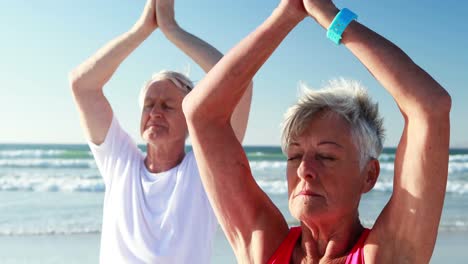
[1,142,468,150]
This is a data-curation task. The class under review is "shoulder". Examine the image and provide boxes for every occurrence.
[89,116,139,153]
[267,226,302,264]
[363,227,423,263]
[180,150,198,171]
[89,116,143,182]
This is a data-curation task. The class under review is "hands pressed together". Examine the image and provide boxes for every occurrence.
[135,0,341,35]
[134,0,157,32]
[134,0,179,34]
[277,0,339,27]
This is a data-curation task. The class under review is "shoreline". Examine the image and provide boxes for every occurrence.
[0,229,465,263]
[2,143,467,151]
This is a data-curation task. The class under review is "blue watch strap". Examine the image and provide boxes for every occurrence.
[327,8,358,45]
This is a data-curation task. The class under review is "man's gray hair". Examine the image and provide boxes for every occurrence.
[138,70,194,108]
[281,79,385,168]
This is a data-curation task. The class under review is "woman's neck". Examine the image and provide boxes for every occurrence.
[293,215,364,263]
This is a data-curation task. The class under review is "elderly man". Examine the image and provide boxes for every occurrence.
[69,0,251,263]
[183,0,450,263]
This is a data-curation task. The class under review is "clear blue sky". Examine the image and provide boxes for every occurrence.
[1,0,467,147]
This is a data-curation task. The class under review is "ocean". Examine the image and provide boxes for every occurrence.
[0,144,467,263]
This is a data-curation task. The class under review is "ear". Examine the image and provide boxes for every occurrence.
[361,158,380,194]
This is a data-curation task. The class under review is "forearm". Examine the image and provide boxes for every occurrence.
[156,0,222,73]
[308,3,450,116]
[161,25,222,73]
[69,26,153,92]
[341,21,450,116]
[184,7,303,123]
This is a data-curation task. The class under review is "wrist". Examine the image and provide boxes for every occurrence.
[273,4,306,27]
[326,8,357,45]
[308,5,340,29]
[158,20,180,35]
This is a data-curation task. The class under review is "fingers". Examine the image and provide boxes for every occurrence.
[156,0,175,11]
[156,0,177,30]
[133,0,157,32]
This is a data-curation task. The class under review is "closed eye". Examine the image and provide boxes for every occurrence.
[143,104,153,110]
[317,154,336,161]
[162,103,175,110]
[287,155,302,162]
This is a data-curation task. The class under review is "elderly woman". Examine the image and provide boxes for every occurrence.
[183,0,451,263]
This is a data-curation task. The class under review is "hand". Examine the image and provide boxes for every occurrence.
[156,0,178,32]
[277,0,307,20]
[134,0,158,32]
[302,0,339,28]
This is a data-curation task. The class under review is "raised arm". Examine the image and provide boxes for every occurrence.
[69,0,157,145]
[303,1,451,262]
[156,0,252,142]
[182,1,305,263]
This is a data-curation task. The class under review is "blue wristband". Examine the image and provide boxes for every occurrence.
[327,8,357,45]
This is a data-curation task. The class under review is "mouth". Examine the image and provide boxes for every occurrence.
[146,123,167,130]
[294,188,322,198]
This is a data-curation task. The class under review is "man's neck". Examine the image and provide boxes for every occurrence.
[144,142,186,173]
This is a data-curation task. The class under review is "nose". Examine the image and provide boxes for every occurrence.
[297,154,318,180]
[149,105,163,118]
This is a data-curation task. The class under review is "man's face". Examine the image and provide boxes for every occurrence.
[140,79,188,146]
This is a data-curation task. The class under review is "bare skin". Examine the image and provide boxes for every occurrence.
[70,0,252,173]
[183,0,451,263]
[285,110,381,263]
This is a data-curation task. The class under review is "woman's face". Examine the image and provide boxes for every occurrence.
[286,111,369,224]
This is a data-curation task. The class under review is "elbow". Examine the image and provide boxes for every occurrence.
[438,90,452,115]
[413,89,452,121]
[182,94,227,129]
[182,95,195,123]
[68,69,103,96]
[68,69,83,93]
[427,89,452,118]
[182,94,203,126]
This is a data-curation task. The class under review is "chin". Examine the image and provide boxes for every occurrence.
[290,201,327,220]
[144,132,166,144]
[291,208,315,220]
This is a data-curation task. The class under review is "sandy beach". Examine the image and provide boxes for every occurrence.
[0,229,466,263]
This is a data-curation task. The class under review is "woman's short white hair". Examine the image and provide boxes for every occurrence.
[281,79,385,168]
[138,70,194,108]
